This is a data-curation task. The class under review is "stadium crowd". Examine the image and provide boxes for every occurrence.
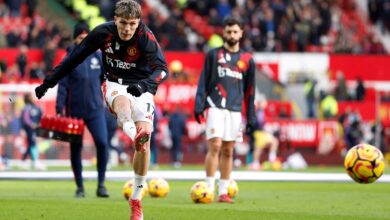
[0,0,387,54]
[0,0,386,82]
[0,0,389,171]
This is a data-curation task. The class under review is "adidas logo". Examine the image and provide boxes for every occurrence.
[105,47,114,54]
[218,57,226,64]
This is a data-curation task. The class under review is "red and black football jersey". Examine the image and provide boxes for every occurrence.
[45,21,168,95]
[195,47,256,125]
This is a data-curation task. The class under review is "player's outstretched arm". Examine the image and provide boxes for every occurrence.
[35,27,103,99]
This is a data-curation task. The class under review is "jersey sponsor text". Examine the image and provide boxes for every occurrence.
[217,66,243,79]
[106,57,136,69]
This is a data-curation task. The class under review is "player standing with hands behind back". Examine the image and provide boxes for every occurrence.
[194,15,256,203]
[35,1,168,219]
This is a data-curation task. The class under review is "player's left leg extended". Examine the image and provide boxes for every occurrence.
[130,121,152,220]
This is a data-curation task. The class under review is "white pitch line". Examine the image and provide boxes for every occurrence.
[1,171,390,182]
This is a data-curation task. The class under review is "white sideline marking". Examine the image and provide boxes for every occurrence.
[1,170,390,182]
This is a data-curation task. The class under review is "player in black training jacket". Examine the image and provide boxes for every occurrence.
[194,15,256,204]
[35,1,168,219]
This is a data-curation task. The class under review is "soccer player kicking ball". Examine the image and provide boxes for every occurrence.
[194,15,256,203]
[35,1,168,219]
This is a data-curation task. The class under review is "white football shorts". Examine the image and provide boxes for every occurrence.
[206,107,243,142]
[102,80,155,125]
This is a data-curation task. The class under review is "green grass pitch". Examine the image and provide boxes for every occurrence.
[1,180,390,220]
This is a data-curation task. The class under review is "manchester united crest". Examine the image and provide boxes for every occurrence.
[127,46,137,56]
[237,60,246,71]
[111,91,118,97]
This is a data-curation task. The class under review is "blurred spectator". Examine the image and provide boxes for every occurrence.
[318,1,332,36]
[383,0,390,32]
[27,21,46,48]
[43,39,57,73]
[304,79,317,118]
[338,107,351,128]
[168,107,187,168]
[355,77,366,101]
[0,4,69,49]
[369,119,386,153]
[274,16,292,52]
[248,130,279,170]
[165,20,189,51]
[29,62,44,80]
[334,71,349,101]
[345,120,363,150]
[334,29,355,53]
[21,93,43,170]
[216,0,232,19]
[348,109,362,125]
[368,0,382,24]
[246,100,267,166]
[49,0,386,54]
[6,99,21,135]
[208,8,222,26]
[145,8,167,48]
[6,0,22,17]
[247,100,278,170]
[16,45,28,78]
[0,0,9,17]
[362,32,386,54]
[195,34,207,51]
[6,27,22,47]
[2,95,22,163]
[58,31,72,49]
[44,22,61,39]
[26,0,38,18]
[188,0,211,16]
[255,100,267,130]
[0,59,7,75]
[320,90,338,119]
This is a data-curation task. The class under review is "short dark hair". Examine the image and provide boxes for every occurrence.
[115,0,142,19]
[223,15,243,29]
